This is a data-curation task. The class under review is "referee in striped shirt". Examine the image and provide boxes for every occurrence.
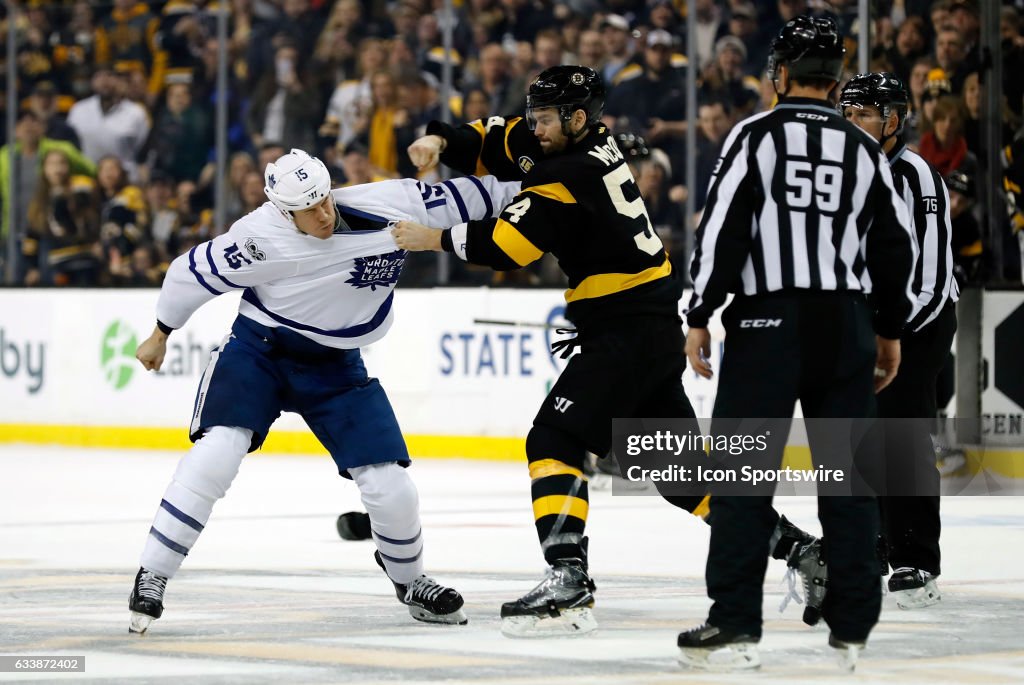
[677,16,917,671]
[839,73,957,610]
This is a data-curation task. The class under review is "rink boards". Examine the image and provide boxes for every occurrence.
[0,288,1021,471]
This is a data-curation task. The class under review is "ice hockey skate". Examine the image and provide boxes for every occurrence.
[336,511,372,540]
[889,567,941,609]
[582,452,646,492]
[829,633,865,672]
[128,567,168,634]
[500,558,597,638]
[776,527,827,626]
[374,551,467,624]
[677,623,760,671]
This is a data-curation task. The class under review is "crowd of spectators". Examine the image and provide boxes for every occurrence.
[0,0,1021,288]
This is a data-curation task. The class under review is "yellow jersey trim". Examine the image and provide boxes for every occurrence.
[564,258,672,302]
[493,218,544,266]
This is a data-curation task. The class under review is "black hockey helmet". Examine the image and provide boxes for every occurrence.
[614,131,650,161]
[767,15,845,84]
[526,65,606,133]
[945,169,975,199]
[839,72,910,139]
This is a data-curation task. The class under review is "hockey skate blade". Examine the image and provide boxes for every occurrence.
[408,605,469,625]
[893,583,941,610]
[128,611,155,634]
[678,643,760,671]
[501,607,597,638]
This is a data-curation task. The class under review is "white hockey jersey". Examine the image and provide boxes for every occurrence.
[156,176,520,348]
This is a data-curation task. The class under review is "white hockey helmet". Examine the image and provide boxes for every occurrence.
[263,148,331,220]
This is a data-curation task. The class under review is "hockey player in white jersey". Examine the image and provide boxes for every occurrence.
[128,149,520,634]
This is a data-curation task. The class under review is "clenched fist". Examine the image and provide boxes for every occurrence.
[392,221,443,252]
[136,327,169,371]
[407,134,445,171]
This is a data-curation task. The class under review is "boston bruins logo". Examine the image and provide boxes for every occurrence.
[570,72,585,85]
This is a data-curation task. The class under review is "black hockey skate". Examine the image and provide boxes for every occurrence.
[771,516,826,626]
[780,537,827,626]
[500,558,597,638]
[769,515,816,561]
[128,567,168,634]
[677,623,760,671]
[888,567,941,609]
[336,511,372,540]
[374,551,467,625]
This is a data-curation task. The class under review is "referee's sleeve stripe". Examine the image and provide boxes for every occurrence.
[690,131,751,308]
[877,152,919,315]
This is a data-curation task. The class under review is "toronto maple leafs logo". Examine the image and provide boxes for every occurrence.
[345,250,406,290]
[267,173,276,189]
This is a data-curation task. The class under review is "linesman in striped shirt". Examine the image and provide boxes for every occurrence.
[840,73,958,610]
[677,16,918,672]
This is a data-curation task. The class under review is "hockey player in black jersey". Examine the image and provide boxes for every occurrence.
[395,65,697,638]
[393,66,818,638]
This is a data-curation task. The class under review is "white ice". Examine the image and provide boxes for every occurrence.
[1,445,1022,684]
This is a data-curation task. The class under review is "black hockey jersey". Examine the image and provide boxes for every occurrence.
[428,116,681,327]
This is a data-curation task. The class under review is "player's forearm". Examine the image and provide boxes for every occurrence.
[442,221,521,271]
[425,120,483,175]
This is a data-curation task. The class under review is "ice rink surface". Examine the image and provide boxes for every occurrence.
[1,445,1023,684]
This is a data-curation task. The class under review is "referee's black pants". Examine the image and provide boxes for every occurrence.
[705,291,881,643]
[876,302,956,575]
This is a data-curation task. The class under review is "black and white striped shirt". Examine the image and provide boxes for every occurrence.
[888,144,959,332]
[686,97,918,340]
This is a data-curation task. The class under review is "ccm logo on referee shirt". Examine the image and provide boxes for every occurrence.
[739,319,782,328]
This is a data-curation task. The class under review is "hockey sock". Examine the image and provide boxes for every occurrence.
[529,459,589,564]
[140,426,252,578]
[351,462,424,584]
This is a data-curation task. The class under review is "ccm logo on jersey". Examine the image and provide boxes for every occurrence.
[739,319,783,328]
[796,112,828,121]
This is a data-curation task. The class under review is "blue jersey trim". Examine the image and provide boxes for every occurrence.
[189,247,223,296]
[466,175,493,217]
[241,288,394,338]
[443,180,470,222]
[424,198,447,209]
[338,206,390,223]
[206,242,244,289]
